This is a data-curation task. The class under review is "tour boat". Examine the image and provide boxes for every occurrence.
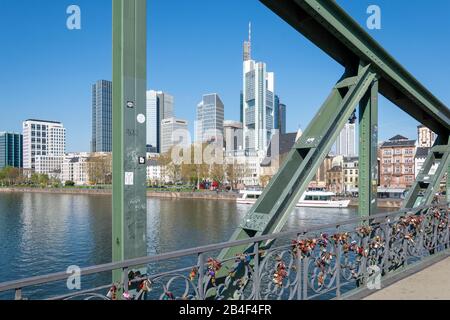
[237,190,351,208]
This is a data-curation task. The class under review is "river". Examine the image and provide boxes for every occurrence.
[0,192,361,299]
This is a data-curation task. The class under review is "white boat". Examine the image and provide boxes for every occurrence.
[237,190,351,208]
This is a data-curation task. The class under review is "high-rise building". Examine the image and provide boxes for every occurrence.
[240,91,244,124]
[196,93,224,143]
[23,119,66,172]
[242,24,275,152]
[0,132,23,169]
[146,90,174,153]
[161,118,189,154]
[91,80,112,152]
[224,121,243,152]
[336,113,357,157]
[274,95,287,135]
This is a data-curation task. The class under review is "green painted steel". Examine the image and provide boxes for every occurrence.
[403,139,450,208]
[213,66,377,297]
[112,0,147,284]
[260,0,450,137]
[358,71,379,217]
[447,162,450,204]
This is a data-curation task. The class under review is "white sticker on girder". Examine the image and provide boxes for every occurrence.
[125,172,134,186]
[137,114,146,124]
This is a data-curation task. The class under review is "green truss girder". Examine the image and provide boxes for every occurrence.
[358,70,379,217]
[260,0,450,137]
[403,139,450,208]
[112,0,148,284]
[216,65,376,271]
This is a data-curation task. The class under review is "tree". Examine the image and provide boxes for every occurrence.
[38,174,49,187]
[1,167,20,186]
[65,180,75,187]
[87,154,112,185]
[225,164,237,189]
[31,173,40,186]
[210,163,225,185]
[157,151,172,184]
[260,175,271,188]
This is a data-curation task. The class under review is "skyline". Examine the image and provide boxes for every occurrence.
[1,1,450,152]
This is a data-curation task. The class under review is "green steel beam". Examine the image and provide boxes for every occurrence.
[358,69,379,217]
[112,0,147,284]
[260,0,450,137]
[447,161,450,204]
[403,138,450,208]
[213,65,376,298]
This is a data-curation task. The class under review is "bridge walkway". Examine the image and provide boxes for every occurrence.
[364,256,450,300]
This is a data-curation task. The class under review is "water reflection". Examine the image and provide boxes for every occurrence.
[0,192,368,299]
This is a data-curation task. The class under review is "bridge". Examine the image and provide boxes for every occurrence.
[1,0,449,300]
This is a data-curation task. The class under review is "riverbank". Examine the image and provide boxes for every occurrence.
[0,187,239,201]
[0,187,403,207]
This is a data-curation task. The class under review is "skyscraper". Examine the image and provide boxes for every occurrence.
[23,119,66,172]
[336,113,357,157]
[0,132,23,169]
[274,95,287,135]
[146,90,174,153]
[161,118,188,154]
[242,23,275,152]
[224,121,243,152]
[278,103,287,135]
[196,93,224,143]
[91,80,112,152]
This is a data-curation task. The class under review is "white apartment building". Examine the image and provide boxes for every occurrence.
[146,159,164,184]
[343,156,359,194]
[23,119,66,173]
[35,155,64,176]
[161,118,189,154]
[417,125,436,148]
[61,153,90,185]
[225,150,266,187]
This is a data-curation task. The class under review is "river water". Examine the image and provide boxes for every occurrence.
[0,192,361,299]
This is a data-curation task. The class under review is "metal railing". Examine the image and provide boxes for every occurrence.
[0,203,449,300]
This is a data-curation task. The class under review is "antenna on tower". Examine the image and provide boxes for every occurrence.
[243,21,252,61]
[248,21,252,59]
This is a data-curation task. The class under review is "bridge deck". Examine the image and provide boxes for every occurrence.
[364,256,450,300]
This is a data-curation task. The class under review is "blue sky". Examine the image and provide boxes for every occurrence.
[0,0,449,152]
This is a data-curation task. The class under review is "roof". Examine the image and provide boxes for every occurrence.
[415,147,430,159]
[25,119,62,124]
[260,132,298,167]
[328,166,342,172]
[381,138,416,148]
[343,156,358,162]
[389,135,408,141]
